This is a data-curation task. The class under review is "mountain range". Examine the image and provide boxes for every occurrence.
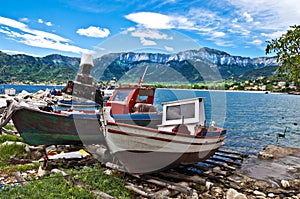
[0,47,278,84]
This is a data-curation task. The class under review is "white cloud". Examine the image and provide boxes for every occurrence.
[125,12,174,29]
[249,39,263,46]
[20,18,29,22]
[130,29,172,40]
[0,16,89,54]
[76,26,110,38]
[164,46,174,52]
[212,31,225,38]
[38,18,53,26]
[228,0,300,30]
[2,49,40,57]
[45,21,53,26]
[128,28,173,47]
[140,37,156,46]
[214,40,235,47]
[243,12,253,22]
[261,31,285,40]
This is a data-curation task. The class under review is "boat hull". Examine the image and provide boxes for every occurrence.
[12,108,105,146]
[106,122,226,174]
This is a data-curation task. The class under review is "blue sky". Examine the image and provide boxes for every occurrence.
[0,0,299,58]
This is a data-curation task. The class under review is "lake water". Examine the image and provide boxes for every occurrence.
[2,84,300,155]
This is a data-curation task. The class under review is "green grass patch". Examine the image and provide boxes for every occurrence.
[3,124,15,131]
[0,173,95,199]
[0,143,28,167]
[0,162,40,174]
[0,165,135,199]
[0,134,24,143]
[69,165,133,198]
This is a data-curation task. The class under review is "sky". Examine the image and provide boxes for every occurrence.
[0,0,299,58]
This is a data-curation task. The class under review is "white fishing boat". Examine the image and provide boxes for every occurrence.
[100,97,226,174]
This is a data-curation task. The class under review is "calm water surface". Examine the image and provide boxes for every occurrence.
[3,85,300,155]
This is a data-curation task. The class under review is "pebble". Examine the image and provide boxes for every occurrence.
[253,190,266,197]
[267,193,275,198]
[281,180,290,189]
[226,188,247,199]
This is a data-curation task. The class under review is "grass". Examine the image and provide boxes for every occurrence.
[0,133,134,198]
[1,173,96,199]
[2,124,16,131]
[68,165,133,198]
[0,165,134,199]
[0,134,40,174]
[0,143,29,167]
[0,134,24,143]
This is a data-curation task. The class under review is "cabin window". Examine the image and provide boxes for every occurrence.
[166,103,195,120]
[136,95,148,103]
[113,90,131,101]
[138,89,154,96]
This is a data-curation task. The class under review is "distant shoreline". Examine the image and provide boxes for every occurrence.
[1,83,299,96]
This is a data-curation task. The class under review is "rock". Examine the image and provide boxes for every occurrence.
[259,145,300,159]
[226,188,238,198]
[226,188,247,199]
[253,190,266,197]
[211,187,224,198]
[205,181,213,190]
[290,179,300,190]
[199,192,213,199]
[281,180,290,189]
[37,166,49,177]
[258,151,274,159]
[267,193,275,198]
[254,180,271,192]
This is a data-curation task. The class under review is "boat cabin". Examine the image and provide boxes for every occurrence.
[106,85,156,114]
[158,97,206,135]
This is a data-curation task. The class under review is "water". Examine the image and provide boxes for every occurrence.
[2,84,300,155]
[0,84,63,94]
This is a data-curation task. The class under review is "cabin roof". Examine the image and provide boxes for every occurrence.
[162,97,204,105]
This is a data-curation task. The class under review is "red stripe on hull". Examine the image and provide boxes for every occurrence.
[107,128,225,146]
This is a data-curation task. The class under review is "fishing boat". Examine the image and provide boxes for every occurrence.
[0,99,105,146]
[106,84,162,127]
[100,97,227,174]
[0,83,161,146]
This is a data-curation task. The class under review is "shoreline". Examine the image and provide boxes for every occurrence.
[1,83,299,95]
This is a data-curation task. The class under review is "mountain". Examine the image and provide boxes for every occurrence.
[0,48,279,84]
[92,47,278,83]
[0,51,80,83]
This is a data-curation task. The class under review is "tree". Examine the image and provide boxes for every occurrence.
[266,25,300,90]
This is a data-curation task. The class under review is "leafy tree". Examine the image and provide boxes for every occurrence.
[266,25,300,90]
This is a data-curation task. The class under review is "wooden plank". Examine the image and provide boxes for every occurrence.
[209,157,242,166]
[134,174,194,196]
[158,171,207,185]
[204,160,236,171]
[214,152,244,161]
[125,182,150,197]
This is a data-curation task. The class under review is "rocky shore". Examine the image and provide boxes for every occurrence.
[1,125,300,199]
